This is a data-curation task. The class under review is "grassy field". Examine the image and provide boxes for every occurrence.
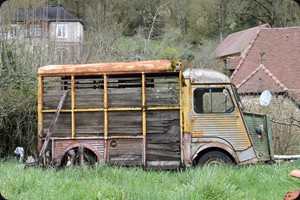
[1,160,300,200]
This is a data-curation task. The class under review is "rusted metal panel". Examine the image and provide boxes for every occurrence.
[38,60,179,76]
[191,141,239,163]
[183,133,192,166]
[108,139,143,165]
[237,147,257,163]
[52,139,105,164]
[192,113,251,151]
[183,78,191,134]
[183,68,231,84]
[191,85,251,152]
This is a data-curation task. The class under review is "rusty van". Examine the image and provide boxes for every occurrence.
[37,60,273,168]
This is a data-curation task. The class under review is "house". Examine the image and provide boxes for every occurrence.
[0,7,83,63]
[213,26,300,154]
[230,27,300,108]
[211,24,270,75]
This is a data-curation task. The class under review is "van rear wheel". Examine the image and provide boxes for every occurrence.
[61,147,97,167]
[197,151,233,166]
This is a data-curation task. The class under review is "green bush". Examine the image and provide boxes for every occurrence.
[158,47,179,59]
[0,46,38,157]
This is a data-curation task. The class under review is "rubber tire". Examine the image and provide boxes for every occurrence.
[61,148,97,167]
[197,150,233,166]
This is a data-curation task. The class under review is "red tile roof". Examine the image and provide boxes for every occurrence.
[231,27,300,103]
[227,57,242,70]
[211,24,270,58]
[237,64,288,93]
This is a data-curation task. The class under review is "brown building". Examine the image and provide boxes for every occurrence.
[211,24,270,75]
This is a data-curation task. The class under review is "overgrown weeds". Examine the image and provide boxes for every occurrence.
[1,160,300,199]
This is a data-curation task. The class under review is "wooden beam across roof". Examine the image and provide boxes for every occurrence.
[38,60,181,76]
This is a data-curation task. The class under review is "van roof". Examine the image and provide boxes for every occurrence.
[183,68,231,84]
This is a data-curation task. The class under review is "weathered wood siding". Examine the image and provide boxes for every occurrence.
[146,110,180,161]
[41,72,181,167]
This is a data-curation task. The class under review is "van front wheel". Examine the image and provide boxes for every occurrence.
[197,151,233,166]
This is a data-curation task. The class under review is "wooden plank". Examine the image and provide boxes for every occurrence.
[43,92,71,109]
[147,138,180,143]
[39,90,69,161]
[147,144,180,152]
[146,150,180,158]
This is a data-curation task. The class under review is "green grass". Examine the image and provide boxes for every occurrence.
[1,160,300,200]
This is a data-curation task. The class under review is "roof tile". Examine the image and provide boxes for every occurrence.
[231,27,300,101]
[212,24,270,58]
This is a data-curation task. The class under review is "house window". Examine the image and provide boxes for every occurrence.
[0,25,19,40]
[194,88,234,113]
[56,24,67,38]
[26,24,42,38]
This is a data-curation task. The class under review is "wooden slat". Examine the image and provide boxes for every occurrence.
[39,90,69,161]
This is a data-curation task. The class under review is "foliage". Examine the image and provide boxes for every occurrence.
[237,0,300,27]
[0,44,37,157]
[0,160,299,199]
[158,47,179,60]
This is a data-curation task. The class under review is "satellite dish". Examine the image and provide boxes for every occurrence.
[260,90,272,106]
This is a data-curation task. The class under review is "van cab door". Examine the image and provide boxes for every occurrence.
[190,85,256,163]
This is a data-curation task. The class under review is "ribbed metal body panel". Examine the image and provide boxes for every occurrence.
[192,113,251,151]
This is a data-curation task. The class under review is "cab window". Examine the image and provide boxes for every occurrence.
[194,88,234,114]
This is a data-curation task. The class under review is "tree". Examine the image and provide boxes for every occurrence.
[186,0,237,43]
[237,0,300,27]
